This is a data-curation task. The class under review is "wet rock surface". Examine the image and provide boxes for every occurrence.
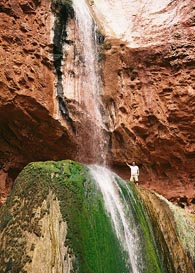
[137,186,195,273]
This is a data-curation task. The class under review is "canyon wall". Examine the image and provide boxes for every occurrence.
[0,0,195,207]
[91,0,195,204]
[0,0,78,205]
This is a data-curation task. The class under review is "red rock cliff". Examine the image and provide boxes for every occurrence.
[93,0,195,207]
[0,0,194,209]
[0,0,77,205]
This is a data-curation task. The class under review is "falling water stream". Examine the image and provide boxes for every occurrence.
[73,0,101,122]
[73,0,150,272]
[72,0,107,164]
[89,166,142,273]
[72,1,164,273]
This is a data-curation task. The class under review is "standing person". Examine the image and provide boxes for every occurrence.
[126,161,139,185]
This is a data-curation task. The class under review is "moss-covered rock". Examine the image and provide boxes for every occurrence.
[137,187,195,273]
[119,181,167,273]
[0,160,193,273]
[0,161,129,273]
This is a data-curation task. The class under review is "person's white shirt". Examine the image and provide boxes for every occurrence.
[126,162,139,176]
[129,165,139,176]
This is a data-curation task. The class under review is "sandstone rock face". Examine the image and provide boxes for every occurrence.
[0,0,195,207]
[0,0,105,206]
[102,37,195,203]
[92,0,195,48]
[91,0,195,204]
[0,0,78,205]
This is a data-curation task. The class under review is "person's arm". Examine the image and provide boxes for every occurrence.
[126,162,131,167]
[137,167,139,175]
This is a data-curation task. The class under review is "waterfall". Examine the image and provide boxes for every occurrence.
[89,166,141,273]
[72,0,106,163]
[89,165,164,273]
[71,3,163,272]
[73,0,101,121]
[71,2,165,273]
[1,160,192,273]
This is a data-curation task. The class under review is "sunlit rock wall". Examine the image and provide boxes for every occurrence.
[92,0,194,48]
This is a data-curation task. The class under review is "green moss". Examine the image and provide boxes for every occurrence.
[117,178,168,273]
[0,161,130,273]
[136,188,194,273]
[1,160,189,273]
[48,161,129,273]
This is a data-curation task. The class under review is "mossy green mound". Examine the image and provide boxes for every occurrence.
[0,160,192,273]
[0,161,129,273]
